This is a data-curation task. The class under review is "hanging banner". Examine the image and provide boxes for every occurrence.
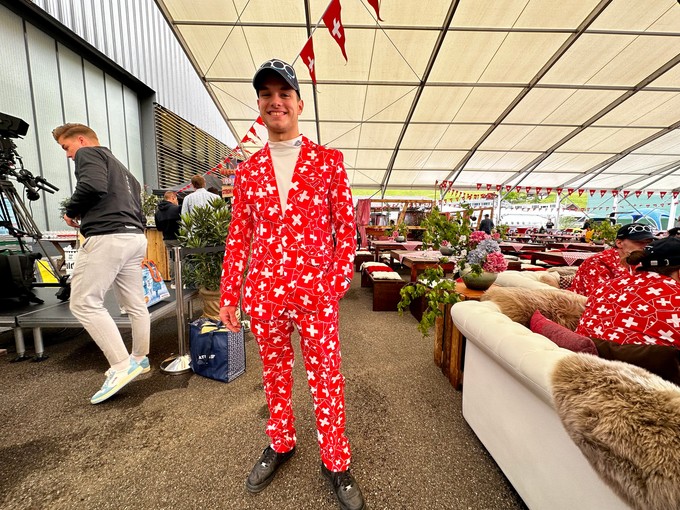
[300,37,317,85]
[323,0,348,61]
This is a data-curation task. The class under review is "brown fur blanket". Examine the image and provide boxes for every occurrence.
[552,354,680,510]
[480,287,587,330]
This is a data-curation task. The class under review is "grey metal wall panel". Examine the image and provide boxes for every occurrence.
[105,74,127,167]
[123,87,143,184]
[31,0,234,146]
[24,24,65,230]
[83,60,109,146]
[57,43,88,125]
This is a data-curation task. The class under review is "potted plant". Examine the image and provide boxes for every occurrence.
[177,197,231,319]
[141,186,160,225]
[457,230,508,289]
[591,221,620,246]
[420,206,472,251]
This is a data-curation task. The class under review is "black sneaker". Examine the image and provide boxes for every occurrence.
[321,463,365,510]
[245,446,295,493]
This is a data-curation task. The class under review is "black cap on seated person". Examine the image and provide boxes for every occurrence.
[253,59,300,98]
[640,237,680,268]
[616,223,655,241]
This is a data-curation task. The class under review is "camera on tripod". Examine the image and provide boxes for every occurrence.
[0,112,58,200]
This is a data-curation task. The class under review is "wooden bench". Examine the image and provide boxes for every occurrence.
[354,252,374,272]
[368,272,406,311]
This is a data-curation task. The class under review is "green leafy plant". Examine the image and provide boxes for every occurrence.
[177,198,231,291]
[591,221,620,246]
[397,266,461,336]
[420,205,473,250]
[495,223,510,240]
[141,187,160,217]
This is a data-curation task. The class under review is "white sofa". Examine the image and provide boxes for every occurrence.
[450,298,630,510]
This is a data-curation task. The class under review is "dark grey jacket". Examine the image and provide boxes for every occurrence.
[66,146,144,237]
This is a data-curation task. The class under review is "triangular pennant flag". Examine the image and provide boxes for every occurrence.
[600,190,607,197]
[323,0,348,61]
[578,189,585,196]
[496,184,502,192]
[300,37,317,85]
[622,190,630,199]
[367,0,384,21]
[647,191,654,198]
[556,188,563,195]
[611,190,618,196]
[486,184,492,191]
[476,183,482,190]
[525,186,532,193]
[635,190,642,198]
[659,191,667,199]
[567,188,575,195]
[589,189,596,196]
[673,191,679,199]
[535,187,542,195]
[546,187,553,194]
[505,185,512,192]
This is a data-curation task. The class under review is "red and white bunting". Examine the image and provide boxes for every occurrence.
[577,189,585,196]
[567,188,575,195]
[367,0,384,21]
[659,191,667,199]
[647,191,654,198]
[323,0,348,61]
[635,190,642,198]
[622,190,630,199]
[476,183,482,190]
[300,36,317,85]
[599,190,607,197]
[589,189,596,197]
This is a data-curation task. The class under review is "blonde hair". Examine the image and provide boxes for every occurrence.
[164,191,177,201]
[52,123,99,142]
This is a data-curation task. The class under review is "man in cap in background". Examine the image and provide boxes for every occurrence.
[569,223,655,297]
[219,59,364,510]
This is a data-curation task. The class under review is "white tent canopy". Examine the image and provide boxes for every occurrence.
[156,0,680,195]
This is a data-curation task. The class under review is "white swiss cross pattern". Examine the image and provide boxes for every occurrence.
[570,248,633,297]
[576,271,680,347]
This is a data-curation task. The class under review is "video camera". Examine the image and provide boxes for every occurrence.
[0,112,58,200]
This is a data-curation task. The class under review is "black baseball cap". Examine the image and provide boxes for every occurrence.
[253,59,300,98]
[640,237,680,268]
[616,223,655,241]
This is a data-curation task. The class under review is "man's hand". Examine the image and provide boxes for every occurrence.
[220,305,241,332]
[63,214,80,228]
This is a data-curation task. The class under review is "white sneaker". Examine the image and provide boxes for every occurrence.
[90,362,143,404]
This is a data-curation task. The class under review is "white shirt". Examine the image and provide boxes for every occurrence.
[181,187,216,216]
[269,136,302,214]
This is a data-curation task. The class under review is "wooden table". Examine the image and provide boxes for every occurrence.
[434,282,486,390]
[545,242,606,252]
[531,250,596,266]
[369,239,422,261]
[399,252,456,282]
[499,242,546,255]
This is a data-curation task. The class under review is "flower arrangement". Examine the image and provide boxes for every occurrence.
[458,230,508,277]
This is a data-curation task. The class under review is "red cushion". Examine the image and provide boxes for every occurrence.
[530,310,598,356]
[364,265,393,274]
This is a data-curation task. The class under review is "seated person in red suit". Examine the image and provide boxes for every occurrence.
[575,237,680,348]
[569,223,654,297]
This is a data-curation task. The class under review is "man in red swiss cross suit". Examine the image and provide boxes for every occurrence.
[219,59,364,510]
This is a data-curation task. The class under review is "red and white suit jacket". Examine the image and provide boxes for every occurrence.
[221,136,356,321]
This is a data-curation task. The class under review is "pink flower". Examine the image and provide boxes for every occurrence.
[440,240,450,247]
[483,251,508,273]
[470,230,490,246]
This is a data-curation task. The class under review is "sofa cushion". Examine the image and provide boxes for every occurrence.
[591,338,680,386]
[530,310,598,355]
[481,286,587,330]
[552,354,680,510]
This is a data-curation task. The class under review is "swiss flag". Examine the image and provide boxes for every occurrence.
[486,183,492,191]
[611,190,618,196]
[505,185,512,192]
[635,190,642,198]
[476,183,482,190]
[567,188,575,195]
[673,191,679,199]
[367,0,384,21]
[589,189,596,196]
[659,191,667,199]
[300,37,317,85]
[323,0,348,61]
[599,190,607,197]
[546,187,552,194]
[578,189,585,196]
[556,188,563,195]
[496,184,502,191]
[622,190,630,199]
[647,191,654,198]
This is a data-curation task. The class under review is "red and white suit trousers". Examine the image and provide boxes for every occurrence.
[249,301,351,471]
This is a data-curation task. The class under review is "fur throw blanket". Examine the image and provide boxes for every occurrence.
[552,354,680,510]
[480,287,587,330]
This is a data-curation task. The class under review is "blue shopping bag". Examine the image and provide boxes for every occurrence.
[189,318,246,382]
[141,259,170,307]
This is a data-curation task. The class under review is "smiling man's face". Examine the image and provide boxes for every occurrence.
[257,74,303,142]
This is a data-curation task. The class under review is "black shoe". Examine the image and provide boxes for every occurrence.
[245,446,295,493]
[321,463,365,510]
